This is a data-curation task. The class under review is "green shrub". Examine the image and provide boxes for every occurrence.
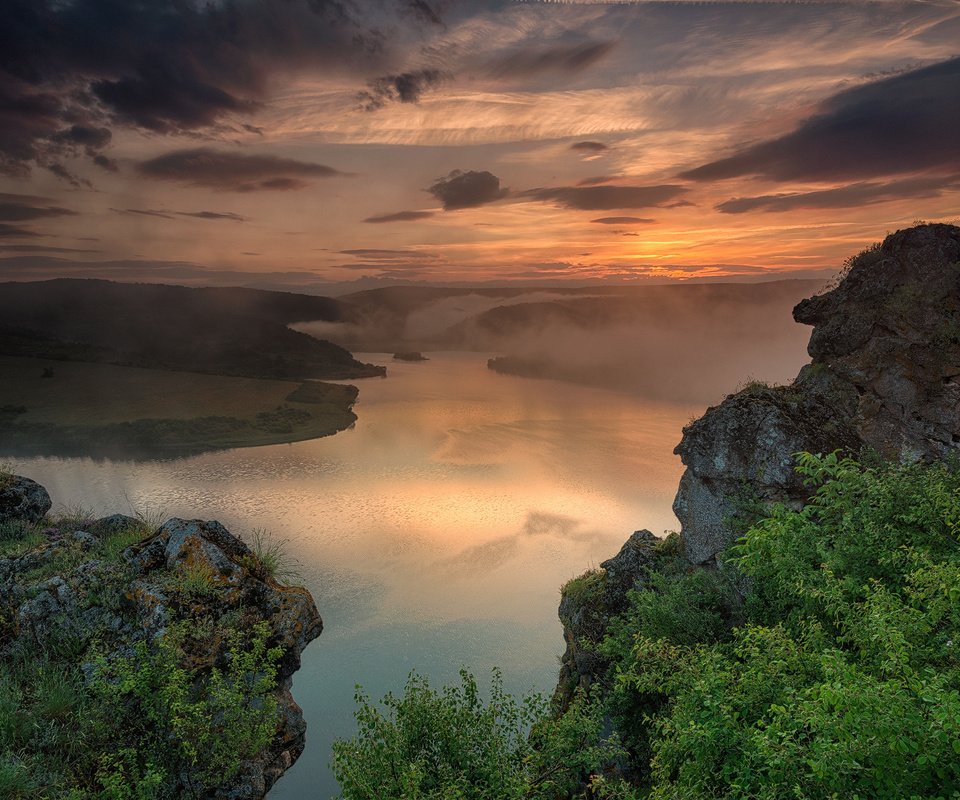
[331,453,960,799]
[90,620,283,796]
[562,568,605,606]
[333,670,619,800]
[606,454,960,799]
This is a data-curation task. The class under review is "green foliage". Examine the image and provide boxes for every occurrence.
[0,609,282,798]
[0,462,15,490]
[242,527,301,584]
[0,519,43,557]
[561,568,605,606]
[0,754,38,799]
[600,453,960,799]
[333,670,620,800]
[90,621,283,797]
[166,558,222,598]
[93,523,150,563]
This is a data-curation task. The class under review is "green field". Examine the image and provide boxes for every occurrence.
[0,356,359,458]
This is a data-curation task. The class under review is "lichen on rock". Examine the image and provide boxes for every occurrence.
[0,473,52,525]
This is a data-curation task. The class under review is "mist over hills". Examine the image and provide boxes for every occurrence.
[304,280,824,403]
[0,277,826,405]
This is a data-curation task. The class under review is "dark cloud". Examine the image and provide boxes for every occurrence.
[427,169,508,210]
[521,184,686,211]
[682,56,960,182]
[254,177,311,191]
[577,175,616,186]
[0,244,99,253]
[46,163,91,189]
[363,210,435,223]
[402,0,445,27]
[178,210,247,222]
[716,175,960,214]
[571,142,609,153]
[0,196,76,222]
[0,195,75,239]
[0,223,40,238]
[137,147,346,192]
[92,69,259,133]
[0,0,428,177]
[49,125,113,169]
[359,68,446,111]
[112,208,175,220]
[591,216,655,224]
[113,206,249,221]
[92,154,119,172]
[486,41,616,79]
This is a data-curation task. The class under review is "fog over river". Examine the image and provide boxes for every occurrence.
[11,352,780,796]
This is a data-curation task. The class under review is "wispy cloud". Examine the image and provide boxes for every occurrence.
[363,210,436,223]
[521,184,686,210]
[716,175,960,214]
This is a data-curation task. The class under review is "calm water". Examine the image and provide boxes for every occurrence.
[9,352,700,798]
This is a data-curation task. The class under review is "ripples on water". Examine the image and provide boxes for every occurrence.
[11,352,701,798]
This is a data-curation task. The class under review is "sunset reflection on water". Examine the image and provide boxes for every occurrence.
[13,352,702,797]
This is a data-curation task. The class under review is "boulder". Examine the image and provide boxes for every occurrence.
[0,474,52,525]
[0,483,322,800]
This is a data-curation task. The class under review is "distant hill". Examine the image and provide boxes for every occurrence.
[0,279,384,380]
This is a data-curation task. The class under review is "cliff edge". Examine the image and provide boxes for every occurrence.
[557,222,960,704]
[675,222,960,565]
[0,474,321,798]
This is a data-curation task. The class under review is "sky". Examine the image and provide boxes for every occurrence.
[1,0,959,288]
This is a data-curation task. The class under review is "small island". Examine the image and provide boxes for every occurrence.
[392,351,429,362]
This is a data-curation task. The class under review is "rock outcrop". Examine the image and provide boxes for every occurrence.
[0,478,321,798]
[556,530,663,706]
[0,474,52,524]
[676,223,960,564]
[556,222,960,701]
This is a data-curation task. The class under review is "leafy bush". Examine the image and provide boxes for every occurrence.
[333,670,620,800]
[607,453,960,799]
[90,621,283,797]
[0,611,282,799]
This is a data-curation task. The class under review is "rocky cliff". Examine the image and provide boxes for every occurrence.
[676,222,960,566]
[557,222,960,703]
[0,474,321,798]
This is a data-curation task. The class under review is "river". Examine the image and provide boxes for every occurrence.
[10,352,702,798]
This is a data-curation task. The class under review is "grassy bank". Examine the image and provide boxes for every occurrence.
[0,356,360,458]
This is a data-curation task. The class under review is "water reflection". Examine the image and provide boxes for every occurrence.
[9,353,700,798]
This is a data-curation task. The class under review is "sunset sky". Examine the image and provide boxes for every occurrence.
[2,0,959,288]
